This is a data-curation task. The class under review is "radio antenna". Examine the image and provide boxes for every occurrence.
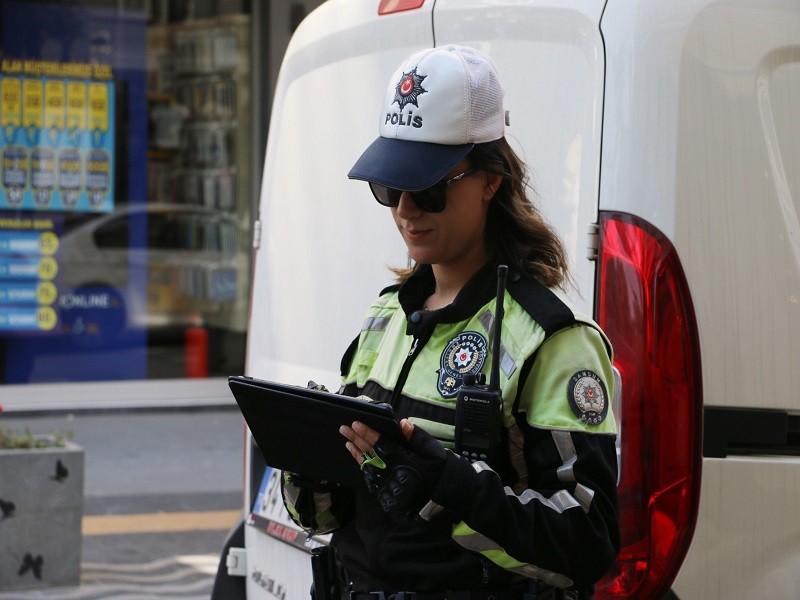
[490,265,508,392]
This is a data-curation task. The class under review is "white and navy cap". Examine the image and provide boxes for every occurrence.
[348,45,505,191]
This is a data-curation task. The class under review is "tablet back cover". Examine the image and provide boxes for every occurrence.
[228,376,402,487]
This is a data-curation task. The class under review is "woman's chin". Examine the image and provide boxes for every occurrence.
[406,247,438,265]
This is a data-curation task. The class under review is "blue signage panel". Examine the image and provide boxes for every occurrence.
[1,2,147,384]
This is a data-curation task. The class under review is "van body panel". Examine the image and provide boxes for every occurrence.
[601,0,800,413]
[673,457,800,598]
[675,2,800,414]
[435,0,606,313]
[248,0,432,388]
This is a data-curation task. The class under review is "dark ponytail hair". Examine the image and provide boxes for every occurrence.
[473,137,569,287]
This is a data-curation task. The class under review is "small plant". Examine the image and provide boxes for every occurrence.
[0,423,74,449]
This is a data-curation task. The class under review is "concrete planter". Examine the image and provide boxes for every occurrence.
[0,439,84,591]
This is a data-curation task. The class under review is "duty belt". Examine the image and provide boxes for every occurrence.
[349,591,525,600]
[348,588,582,600]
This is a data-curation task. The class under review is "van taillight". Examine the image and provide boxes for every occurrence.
[378,0,425,15]
[594,212,702,599]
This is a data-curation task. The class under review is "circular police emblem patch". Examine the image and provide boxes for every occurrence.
[393,68,427,111]
[438,331,487,397]
[567,370,608,425]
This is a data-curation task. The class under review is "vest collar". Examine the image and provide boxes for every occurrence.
[399,263,497,335]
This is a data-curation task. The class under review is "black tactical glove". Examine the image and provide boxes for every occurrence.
[361,425,447,516]
[282,471,335,529]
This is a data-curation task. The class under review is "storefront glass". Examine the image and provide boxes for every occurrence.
[0,0,252,385]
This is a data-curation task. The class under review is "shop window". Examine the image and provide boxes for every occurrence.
[94,216,131,249]
[0,0,253,384]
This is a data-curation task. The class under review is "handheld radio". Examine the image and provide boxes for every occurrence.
[454,264,508,465]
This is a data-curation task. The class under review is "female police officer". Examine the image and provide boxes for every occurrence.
[283,45,619,599]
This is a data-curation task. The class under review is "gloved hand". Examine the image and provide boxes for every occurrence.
[282,471,331,528]
[282,471,333,492]
[361,424,448,516]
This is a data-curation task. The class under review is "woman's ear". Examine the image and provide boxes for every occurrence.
[483,172,504,201]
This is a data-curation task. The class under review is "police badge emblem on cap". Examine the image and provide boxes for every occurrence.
[567,370,608,425]
[394,68,427,111]
[438,332,488,397]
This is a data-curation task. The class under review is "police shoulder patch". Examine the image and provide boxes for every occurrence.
[567,370,608,425]
[438,331,487,398]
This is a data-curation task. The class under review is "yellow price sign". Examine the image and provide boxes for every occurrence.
[22,78,43,129]
[37,256,59,281]
[36,282,58,305]
[1,76,22,132]
[44,79,65,131]
[66,81,87,132]
[36,306,57,331]
[89,82,108,134]
[39,231,59,255]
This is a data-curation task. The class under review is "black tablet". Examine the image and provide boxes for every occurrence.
[228,375,404,487]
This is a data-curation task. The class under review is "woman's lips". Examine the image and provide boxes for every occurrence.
[403,228,431,242]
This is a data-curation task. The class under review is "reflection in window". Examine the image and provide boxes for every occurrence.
[94,216,131,249]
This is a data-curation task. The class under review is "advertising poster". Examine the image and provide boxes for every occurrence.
[1,2,147,383]
[0,61,116,213]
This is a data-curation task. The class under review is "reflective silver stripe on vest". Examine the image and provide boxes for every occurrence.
[362,316,390,332]
[552,430,577,483]
[552,430,593,513]
[418,499,445,521]
[573,483,595,512]
[451,462,575,589]
[513,487,582,513]
[471,460,493,474]
[479,311,516,377]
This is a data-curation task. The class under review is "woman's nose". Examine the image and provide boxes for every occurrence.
[395,191,422,218]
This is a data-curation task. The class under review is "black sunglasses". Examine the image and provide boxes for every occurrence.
[369,168,478,213]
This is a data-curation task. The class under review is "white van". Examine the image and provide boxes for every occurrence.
[214,0,800,598]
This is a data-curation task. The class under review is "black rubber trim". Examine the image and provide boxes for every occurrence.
[703,406,800,458]
[378,283,401,297]
[505,272,575,336]
[339,333,361,377]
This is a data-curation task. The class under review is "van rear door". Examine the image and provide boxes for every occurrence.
[434,0,608,313]
[244,3,435,598]
[247,2,435,390]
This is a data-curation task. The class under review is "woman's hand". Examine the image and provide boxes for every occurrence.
[339,419,446,516]
[340,419,414,466]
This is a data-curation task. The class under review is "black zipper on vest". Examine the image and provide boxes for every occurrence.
[390,327,432,405]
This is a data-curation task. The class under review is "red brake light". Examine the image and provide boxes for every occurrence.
[378,0,425,15]
[595,212,703,599]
